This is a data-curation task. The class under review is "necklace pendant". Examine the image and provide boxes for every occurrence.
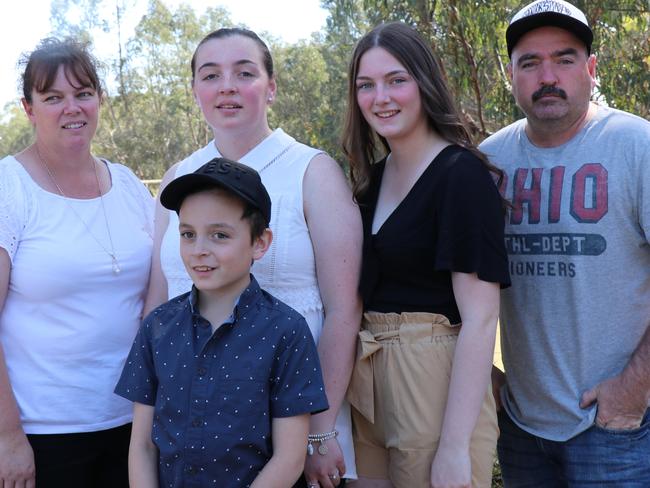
[112,256,121,275]
[37,148,121,276]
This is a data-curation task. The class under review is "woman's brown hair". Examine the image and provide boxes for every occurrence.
[21,38,103,104]
[342,22,504,201]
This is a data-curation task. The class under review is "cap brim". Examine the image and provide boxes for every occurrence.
[160,173,228,213]
[160,173,271,227]
[506,12,593,56]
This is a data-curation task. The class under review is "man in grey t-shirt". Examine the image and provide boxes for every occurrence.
[480,0,650,485]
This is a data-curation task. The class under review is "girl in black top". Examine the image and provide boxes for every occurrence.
[343,22,510,488]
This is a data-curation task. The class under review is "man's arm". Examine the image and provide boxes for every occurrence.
[128,402,159,488]
[0,248,35,488]
[580,325,650,429]
[250,414,310,488]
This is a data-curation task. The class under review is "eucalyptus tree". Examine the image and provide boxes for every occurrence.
[320,0,650,141]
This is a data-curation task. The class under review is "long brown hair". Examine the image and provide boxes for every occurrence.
[342,22,504,201]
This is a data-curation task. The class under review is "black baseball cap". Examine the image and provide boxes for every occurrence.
[506,0,593,57]
[160,157,272,226]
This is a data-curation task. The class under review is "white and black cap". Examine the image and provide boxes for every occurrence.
[506,0,593,57]
[160,157,272,226]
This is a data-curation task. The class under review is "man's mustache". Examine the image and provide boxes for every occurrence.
[532,85,567,102]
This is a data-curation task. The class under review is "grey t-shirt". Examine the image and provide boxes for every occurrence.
[480,105,650,441]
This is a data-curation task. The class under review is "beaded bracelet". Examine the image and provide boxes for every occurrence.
[306,430,338,456]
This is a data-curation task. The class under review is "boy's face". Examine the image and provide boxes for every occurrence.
[178,188,269,300]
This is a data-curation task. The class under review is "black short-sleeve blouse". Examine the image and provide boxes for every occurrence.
[359,145,510,324]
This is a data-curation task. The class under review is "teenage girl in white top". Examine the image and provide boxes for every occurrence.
[144,28,362,488]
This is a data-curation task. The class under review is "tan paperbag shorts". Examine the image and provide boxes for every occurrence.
[347,311,498,487]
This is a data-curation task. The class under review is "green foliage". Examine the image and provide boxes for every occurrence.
[321,0,649,140]
[93,0,230,178]
[49,0,106,42]
[589,2,650,118]
[0,103,33,157]
[317,0,371,164]
[1,0,648,176]
[270,40,331,150]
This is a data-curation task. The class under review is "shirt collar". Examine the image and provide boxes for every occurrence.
[188,274,262,324]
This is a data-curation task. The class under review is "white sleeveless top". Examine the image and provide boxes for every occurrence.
[160,129,356,478]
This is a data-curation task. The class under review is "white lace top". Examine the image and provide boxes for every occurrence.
[159,129,357,478]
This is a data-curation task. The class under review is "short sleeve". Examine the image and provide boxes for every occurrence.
[110,162,154,239]
[114,317,158,405]
[0,159,29,262]
[269,316,329,418]
[434,152,511,287]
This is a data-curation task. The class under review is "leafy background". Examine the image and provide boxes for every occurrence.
[1,0,647,183]
[1,2,647,484]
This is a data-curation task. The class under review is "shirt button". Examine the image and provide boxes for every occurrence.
[192,418,202,427]
[197,367,207,376]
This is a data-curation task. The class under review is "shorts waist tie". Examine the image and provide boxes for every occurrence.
[347,311,459,424]
[358,328,397,359]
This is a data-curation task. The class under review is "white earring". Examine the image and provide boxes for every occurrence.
[268,97,273,102]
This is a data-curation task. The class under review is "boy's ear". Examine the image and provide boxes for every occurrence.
[252,228,273,261]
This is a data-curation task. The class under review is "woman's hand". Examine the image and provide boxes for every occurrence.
[430,444,471,488]
[304,437,345,488]
[0,427,35,488]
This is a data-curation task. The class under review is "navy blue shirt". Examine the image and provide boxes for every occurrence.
[115,276,328,488]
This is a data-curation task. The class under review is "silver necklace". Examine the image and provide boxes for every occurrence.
[36,146,121,275]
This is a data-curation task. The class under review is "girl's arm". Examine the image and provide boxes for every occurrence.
[302,154,363,486]
[430,271,500,488]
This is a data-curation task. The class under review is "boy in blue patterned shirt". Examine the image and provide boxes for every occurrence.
[115,158,328,487]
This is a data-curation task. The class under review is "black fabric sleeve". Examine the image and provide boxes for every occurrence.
[434,151,511,287]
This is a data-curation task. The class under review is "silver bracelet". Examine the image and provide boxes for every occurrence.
[307,430,338,456]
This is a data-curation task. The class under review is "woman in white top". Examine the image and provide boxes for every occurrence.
[0,39,153,487]
[145,28,362,488]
